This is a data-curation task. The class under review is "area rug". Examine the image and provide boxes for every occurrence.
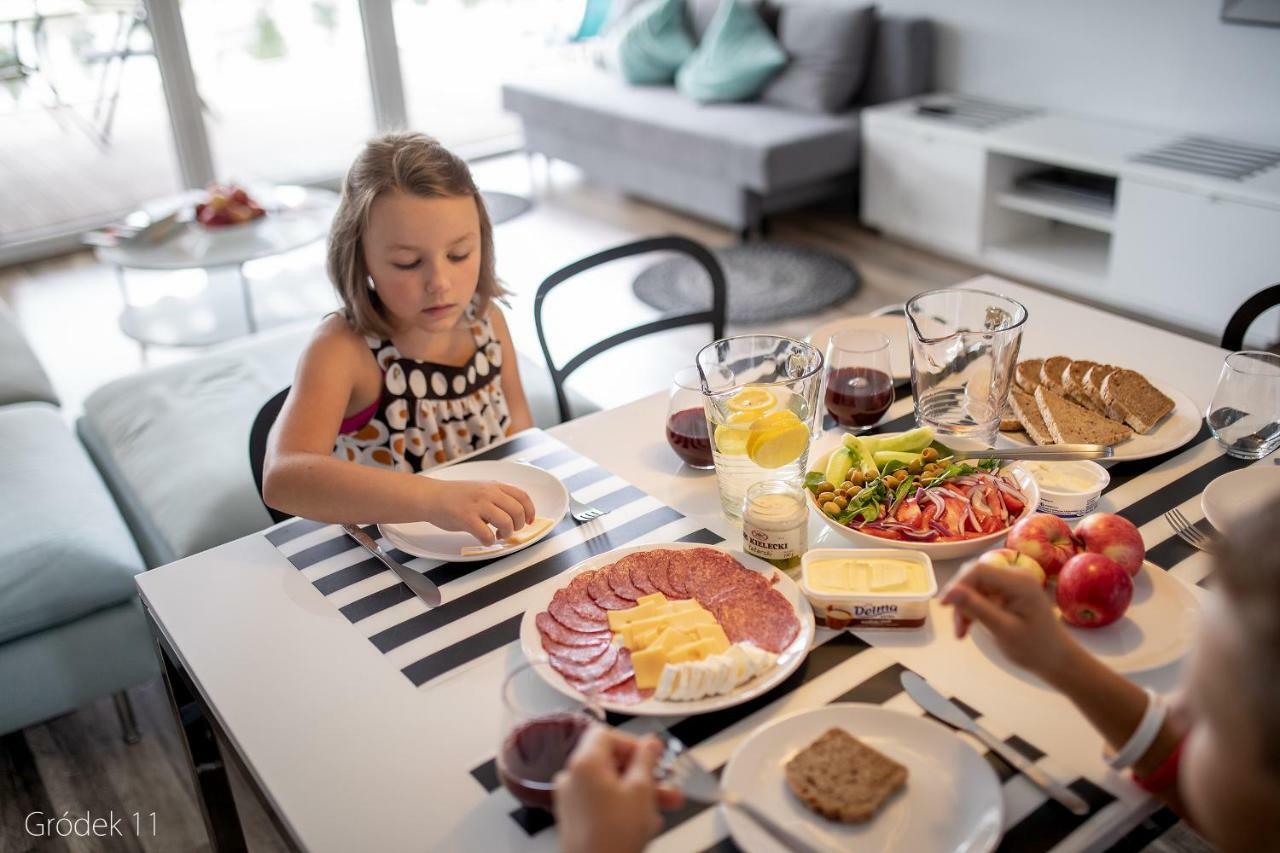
[481,191,532,225]
[631,241,860,324]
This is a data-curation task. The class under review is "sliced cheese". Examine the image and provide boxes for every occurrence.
[607,600,662,632]
[631,646,667,690]
[693,624,730,653]
[636,592,667,607]
[503,516,555,545]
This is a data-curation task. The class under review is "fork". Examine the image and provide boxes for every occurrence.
[1164,508,1219,554]
[570,494,605,523]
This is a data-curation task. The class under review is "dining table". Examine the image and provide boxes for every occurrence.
[135,275,1271,852]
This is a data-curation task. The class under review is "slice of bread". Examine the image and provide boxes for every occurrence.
[1062,360,1101,411]
[1015,359,1043,394]
[999,400,1022,431]
[1035,386,1132,447]
[1039,356,1072,395]
[1083,364,1120,415]
[785,728,908,824]
[1009,388,1055,445]
[1101,369,1175,434]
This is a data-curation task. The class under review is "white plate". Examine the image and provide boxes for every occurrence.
[1202,465,1280,535]
[1000,378,1200,462]
[519,543,815,716]
[722,703,1003,853]
[806,315,912,382]
[378,460,568,561]
[975,561,1201,674]
[808,433,1041,561]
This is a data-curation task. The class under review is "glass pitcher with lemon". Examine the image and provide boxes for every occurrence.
[696,335,824,520]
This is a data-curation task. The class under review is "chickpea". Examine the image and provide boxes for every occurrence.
[815,480,834,494]
[834,495,849,509]
[817,491,835,504]
[907,458,923,475]
[850,471,866,486]
[921,447,939,462]
[822,501,841,516]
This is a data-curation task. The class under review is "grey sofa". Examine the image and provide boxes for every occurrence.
[502,10,933,235]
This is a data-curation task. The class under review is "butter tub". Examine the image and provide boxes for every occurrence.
[799,549,937,629]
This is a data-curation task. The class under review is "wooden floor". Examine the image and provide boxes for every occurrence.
[0,155,1213,852]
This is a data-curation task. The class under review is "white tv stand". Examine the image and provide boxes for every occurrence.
[860,95,1280,344]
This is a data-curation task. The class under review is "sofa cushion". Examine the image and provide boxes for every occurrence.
[0,403,144,645]
[761,2,875,113]
[0,299,58,407]
[687,0,780,40]
[676,0,787,104]
[615,0,696,85]
[504,69,859,192]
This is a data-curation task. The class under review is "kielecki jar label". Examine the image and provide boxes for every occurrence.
[742,480,807,572]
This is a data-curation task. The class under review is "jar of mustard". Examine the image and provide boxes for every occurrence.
[742,480,807,573]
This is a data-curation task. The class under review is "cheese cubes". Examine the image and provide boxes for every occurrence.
[609,593,731,690]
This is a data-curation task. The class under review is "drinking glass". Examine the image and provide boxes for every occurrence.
[823,329,895,430]
[905,289,1027,448]
[1206,351,1280,460]
[497,662,604,811]
[666,367,714,469]
[696,335,824,520]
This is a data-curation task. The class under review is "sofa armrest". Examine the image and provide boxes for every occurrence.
[860,15,934,106]
[0,299,58,407]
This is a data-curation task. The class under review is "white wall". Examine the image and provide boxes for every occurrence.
[876,0,1280,144]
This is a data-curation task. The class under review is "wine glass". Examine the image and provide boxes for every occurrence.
[823,329,895,431]
[1206,351,1280,460]
[666,366,714,469]
[496,662,604,811]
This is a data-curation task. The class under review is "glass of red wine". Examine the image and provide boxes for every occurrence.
[665,367,714,469]
[497,662,604,812]
[823,329,895,430]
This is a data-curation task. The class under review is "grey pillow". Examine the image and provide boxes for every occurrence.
[687,0,779,41]
[761,2,875,114]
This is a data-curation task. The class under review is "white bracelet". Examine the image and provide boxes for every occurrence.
[1106,688,1167,770]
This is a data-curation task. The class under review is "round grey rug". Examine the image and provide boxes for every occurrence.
[482,191,532,225]
[632,242,859,324]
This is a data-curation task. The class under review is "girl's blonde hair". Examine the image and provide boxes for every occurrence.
[327,131,507,339]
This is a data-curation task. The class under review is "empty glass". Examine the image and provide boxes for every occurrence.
[1206,351,1280,460]
[905,289,1027,448]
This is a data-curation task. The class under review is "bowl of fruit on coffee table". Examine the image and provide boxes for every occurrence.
[806,427,1040,561]
[192,182,268,230]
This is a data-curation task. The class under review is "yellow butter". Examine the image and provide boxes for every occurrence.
[807,557,929,595]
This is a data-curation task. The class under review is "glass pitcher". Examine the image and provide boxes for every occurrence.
[696,335,824,520]
[906,289,1027,448]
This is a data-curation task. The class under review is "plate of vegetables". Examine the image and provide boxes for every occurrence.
[805,427,1040,561]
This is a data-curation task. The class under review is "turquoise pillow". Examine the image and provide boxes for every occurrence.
[616,0,696,85]
[676,0,787,103]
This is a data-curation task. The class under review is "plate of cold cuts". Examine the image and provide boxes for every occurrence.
[520,543,816,716]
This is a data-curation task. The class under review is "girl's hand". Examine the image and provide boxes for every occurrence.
[422,479,536,545]
[941,560,1082,683]
[554,727,684,853]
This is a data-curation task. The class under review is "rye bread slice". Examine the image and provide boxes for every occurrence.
[785,728,908,824]
[1039,356,1072,395]
[1101,369,1175,434]
[1009,388,1055,445]
[1063,360,1102,411]
[1014,359,1043,394]
[999,400,1022,431]
[1084,364,1120,416]
[1035,386,1132,447]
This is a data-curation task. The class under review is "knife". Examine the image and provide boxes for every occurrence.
[900,672,1090,816]
[342,524,441,608]
[947,443,1114,462]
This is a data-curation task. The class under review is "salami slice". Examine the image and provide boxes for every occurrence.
[622,554,659,596]
[587,568,633,610]
[661,552,691,597]
[710,588,800,654]
[548,589,609,632]
[575,647,635,695]
[605,562,643,601]
[600,677,647,705]
[549,643,620,684]
[535,611,609,647]
[564,573,610,622]
[645,555,680,598]
[542,633,612,665]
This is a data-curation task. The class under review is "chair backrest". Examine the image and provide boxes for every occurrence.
[249,387,293,525]
[1222,283,1280,352]
[533,235,727,423]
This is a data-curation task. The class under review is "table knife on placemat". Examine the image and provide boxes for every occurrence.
[342,524,441,608]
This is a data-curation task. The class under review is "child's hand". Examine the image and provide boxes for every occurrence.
[941,560,1081,683]
[423,479,536,545]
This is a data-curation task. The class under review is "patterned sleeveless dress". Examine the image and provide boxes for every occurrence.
[332,301,511,472]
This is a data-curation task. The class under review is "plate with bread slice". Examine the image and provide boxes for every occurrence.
[721,703,1003,853]
[998,357,1200,461]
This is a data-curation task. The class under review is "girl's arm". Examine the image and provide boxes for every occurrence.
[262,322,534,542]
[489,305,535,433]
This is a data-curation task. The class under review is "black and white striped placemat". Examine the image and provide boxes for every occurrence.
[263,429,724,689]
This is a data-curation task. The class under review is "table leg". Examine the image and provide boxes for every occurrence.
[239,264,258,334]
[145,608,248,853]
[114,265,148,363]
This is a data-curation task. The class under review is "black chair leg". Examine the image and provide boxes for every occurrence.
[113,689,141,744]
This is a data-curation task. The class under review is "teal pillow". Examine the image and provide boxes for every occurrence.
[676,0,787,103]
[616,0,696,85]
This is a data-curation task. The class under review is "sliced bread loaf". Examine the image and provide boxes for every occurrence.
[1101,369,1175,434]
[1083,364,1120,415]
[1035,386,1132,446]
[1009,388,1055,445]
[785,728,908,824]
[1063,359,1101,411]
[1039,356,1072,395]
[1015,359,1043,394]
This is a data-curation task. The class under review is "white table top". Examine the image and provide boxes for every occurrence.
[137,276,1263,852]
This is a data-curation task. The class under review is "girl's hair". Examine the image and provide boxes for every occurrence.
[326,131,507,339]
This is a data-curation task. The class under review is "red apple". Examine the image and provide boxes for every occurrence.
[1055,553,1133,628]
[976,547,1047,587]
[1006,513,1079,576]
[1074,513,1145,577]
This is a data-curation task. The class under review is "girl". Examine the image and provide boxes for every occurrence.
[263,132,536,545]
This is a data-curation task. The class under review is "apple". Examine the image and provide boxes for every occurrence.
[1055,553,1133,628]
[976,547,1047,587]
[1006,513,1079,576]
[1074,513,1145,577]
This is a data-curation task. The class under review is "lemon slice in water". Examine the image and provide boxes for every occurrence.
[726,387,776,414]
[713,410,761,455]
[746,411,809,468]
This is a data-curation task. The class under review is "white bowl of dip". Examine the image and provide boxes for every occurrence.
[1012,460,1110,518]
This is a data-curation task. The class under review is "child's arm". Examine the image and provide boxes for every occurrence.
[943,563,1188,811]
[262,323,534,542]
[488,306,535,434]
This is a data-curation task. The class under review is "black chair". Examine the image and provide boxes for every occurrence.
[533,235,728,423]
[249,387,293,525]
[1222,283,1280,352]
